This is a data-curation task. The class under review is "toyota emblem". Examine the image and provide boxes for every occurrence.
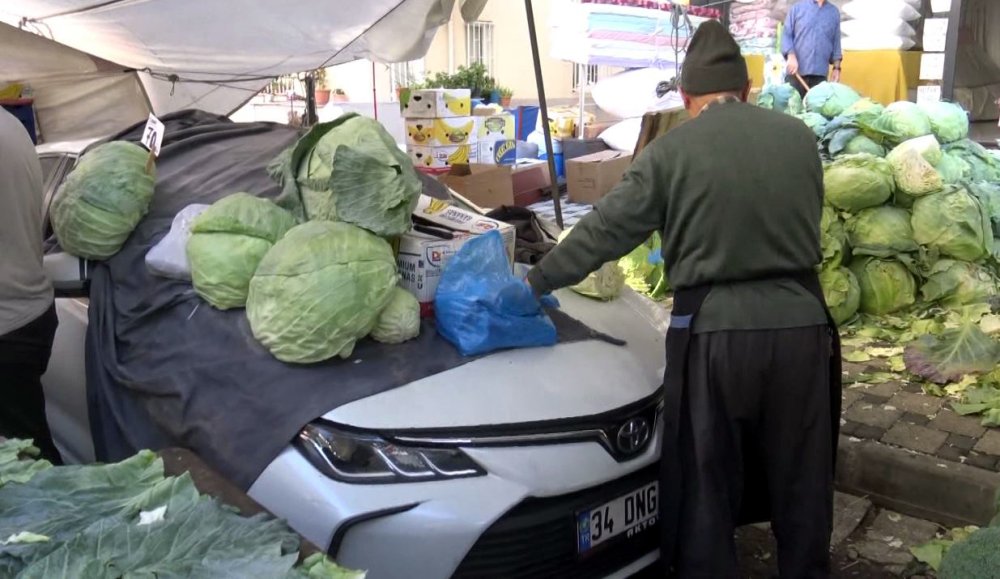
[616,417,651,454]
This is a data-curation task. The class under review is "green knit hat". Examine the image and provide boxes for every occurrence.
[681,20,749,96]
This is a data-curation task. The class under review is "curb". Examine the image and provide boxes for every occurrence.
[836,435,1000,527]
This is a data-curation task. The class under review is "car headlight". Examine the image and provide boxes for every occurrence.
[295,422,486,484]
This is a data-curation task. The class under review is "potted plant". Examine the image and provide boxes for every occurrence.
[332,88,348,103]
[499,86,513,108]
[313,68,331,107]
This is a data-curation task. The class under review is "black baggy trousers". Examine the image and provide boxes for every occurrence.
[0,304,61,463]
[674,325,834,579]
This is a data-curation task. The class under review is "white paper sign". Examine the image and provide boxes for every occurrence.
[923,18,949,53]
[141,113,165,156]
[920,53,946,81]
[917,85,942,105]
[931,0,952,14]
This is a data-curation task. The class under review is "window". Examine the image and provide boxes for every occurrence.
[465,21,495,75]
[573,65,621,90]
[390,59,425,95]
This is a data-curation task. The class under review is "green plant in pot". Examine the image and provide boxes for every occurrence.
[500,86,513,108]
[313,68,331,106]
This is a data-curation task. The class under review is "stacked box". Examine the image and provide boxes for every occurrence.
[475,111,516,166]
[401,89,477,170]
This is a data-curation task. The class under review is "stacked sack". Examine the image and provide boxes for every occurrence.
[840,0,923,51]
[730,0,780,55]
[759,81,1000,325]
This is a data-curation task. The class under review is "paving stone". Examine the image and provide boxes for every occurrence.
[853,424,887,441]
[946,433,978,451]
[901,382,925,394]
[841,420,860,437]
[858,381,903,399]
[882,423,948,454]
[864,358,891,372]
[974,430,1000,457]
[935,443,969,463]
[832,493,871,547]
[900,412,930,426]
[845,402,903,430]
[887,392,945,416]
[854,510,939,567]
[841,389,862,410]
[842,362,868,380]
[965,451,998,471]
[933,411,987,439]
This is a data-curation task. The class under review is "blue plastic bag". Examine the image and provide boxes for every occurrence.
[435,230,558,356]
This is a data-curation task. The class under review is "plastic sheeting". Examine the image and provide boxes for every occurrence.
[1,0,476,122]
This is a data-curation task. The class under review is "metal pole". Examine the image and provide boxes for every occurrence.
[578,63,586,140]
[525,0,564,229]
[941,0,964,102]
[372,62,379,121]
[304,73,318,127]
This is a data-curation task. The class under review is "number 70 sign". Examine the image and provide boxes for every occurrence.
[141,113,165,157]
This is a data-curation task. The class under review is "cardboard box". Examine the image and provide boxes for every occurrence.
[400,89,472,118]
[438,164,514,209]
[404,117,477,147]
[396,195,516,315]
[474,112,516,141]
[565,150,633,205]
[511,160,552,207]
[408,144,477,170]
[477,139,517,166]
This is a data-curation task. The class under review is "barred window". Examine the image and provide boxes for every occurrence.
[466,21,495,75]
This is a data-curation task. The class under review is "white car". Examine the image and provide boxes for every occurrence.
[36,134,668,579]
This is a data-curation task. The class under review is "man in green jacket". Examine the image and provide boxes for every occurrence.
[527,20,840,578]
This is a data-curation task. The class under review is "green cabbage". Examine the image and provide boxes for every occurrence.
[187,193,296,310]
[247,221,398,363]
[370,287,420,344]
[757,83,803,115]
[846,206,917,258]
[967,181,1000,238]
[935,152,972,184]
[50,141,155,260]
[820,267,861,326]
[911,188,992,262]
[842,135,886,157]
[560,229,626,300]
[849,257,917,315]
[804,82,861,119]
[824,154,895,212]
[862,101,934,145]
[819,206,849,270]
[844,98,884,116]
[269,113,421,237]
[795,112,829,139]
[944,139,1000,182]
[619,233,668,300]
[920,101,970,144]
[887,136,944,198]
[920,260,998,307]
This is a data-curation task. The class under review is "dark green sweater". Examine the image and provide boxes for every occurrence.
[528,101,828,333]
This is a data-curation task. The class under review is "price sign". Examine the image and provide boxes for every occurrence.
[917,85,942,105]
[920,53,945,81]
[141,113,165,157]
[922,18,949,53]
[930,0,952,14]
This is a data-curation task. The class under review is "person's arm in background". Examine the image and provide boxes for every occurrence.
[781,4,798,75]
[830,14,843,82]
[527,149,666,297]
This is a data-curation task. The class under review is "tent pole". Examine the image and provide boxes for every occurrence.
[372,61,379,121]
[304,73,318,126]
[525,0,564,229]
[578,63,585,140]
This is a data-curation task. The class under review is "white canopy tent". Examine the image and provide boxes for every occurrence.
[0,0,489,140]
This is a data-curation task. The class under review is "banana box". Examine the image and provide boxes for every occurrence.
[395,195,516,316]
[474,112,516,141]
[407,144,477,170]
[400,88,472,118]
[404,117,477,147]
[477,139,517,166]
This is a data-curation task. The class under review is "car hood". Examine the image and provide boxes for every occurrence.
[325,289,669,430]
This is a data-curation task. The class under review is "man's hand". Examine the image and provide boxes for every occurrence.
[785,53,799,75]
[830,67,841,83]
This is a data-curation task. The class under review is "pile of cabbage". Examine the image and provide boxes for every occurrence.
[184,115,423,364]
[760,82,1000,326]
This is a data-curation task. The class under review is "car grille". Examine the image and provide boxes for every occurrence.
[452,465,659,579]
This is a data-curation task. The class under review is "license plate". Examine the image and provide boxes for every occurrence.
[576,481,659,554]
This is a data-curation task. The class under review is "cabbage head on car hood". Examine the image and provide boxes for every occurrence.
[911,187,992,262]
[50,141,156,260]
[849,257,916,315]
[187,193,296,310]
[824,154,895,212]
[268,113,421,237]
[370,287,421,345]
[247,221,398,363]
[846,206,917,258]
[820,267,861,325]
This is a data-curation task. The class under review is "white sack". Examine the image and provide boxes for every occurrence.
[145,204,211,280]
[600,118,643,153]
[591,68,678,120]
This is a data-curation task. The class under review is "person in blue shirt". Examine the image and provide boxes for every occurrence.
[782,0,843,97]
